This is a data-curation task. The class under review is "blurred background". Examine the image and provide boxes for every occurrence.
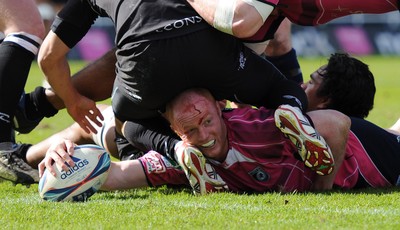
[291,12,400,57]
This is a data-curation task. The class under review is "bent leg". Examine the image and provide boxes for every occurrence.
[0,0,44,144]
[26,104,114,168]
[264,18,302,84]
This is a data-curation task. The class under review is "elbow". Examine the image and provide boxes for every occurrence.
[231,8,264,38]
[327,110,351,141]
[232,19,263,38]
[37,48,58,73]
[37,31,70,72]
[338,112,351,138]
[37,49,49,71]
[211,1,264,38]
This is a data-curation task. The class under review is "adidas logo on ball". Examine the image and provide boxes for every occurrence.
[39,144,111,202]
[60,156,89,180]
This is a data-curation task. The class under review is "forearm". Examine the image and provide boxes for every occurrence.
[38,31,78,106]
[39,31,104,134]
[101,161,149,191]
[48,60,77,104]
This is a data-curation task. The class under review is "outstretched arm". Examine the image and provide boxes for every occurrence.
[37,139,149,191]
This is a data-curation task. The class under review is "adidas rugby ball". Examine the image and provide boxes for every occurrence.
[38,144,111,202]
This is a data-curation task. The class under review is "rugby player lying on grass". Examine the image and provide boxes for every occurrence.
[36,53,400,193]
[9,53,400,194]
[38,88,351,194]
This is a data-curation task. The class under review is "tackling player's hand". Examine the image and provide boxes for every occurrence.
[64,94,104,134]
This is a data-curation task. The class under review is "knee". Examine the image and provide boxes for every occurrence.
[323,110,351,141]
[334,111,351,135]
[309,109,351,141]
[27,25,46,41]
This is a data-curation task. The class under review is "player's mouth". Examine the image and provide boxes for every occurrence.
[201,139,215,148]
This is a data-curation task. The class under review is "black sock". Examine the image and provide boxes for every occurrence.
[0,42,34,142]
[27,86,58,119]
[15,144,32,163]
[264,48,303,84]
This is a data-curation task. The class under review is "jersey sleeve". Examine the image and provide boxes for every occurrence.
[51,0,105,48]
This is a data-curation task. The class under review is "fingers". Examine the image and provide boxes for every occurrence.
[64,139,75,155]
[78,115,103,134]
[66,97,104,134]
[92,107,104,123]
[87,108,104,127]
[76,108,104,134]
[38,140,77,178]
[38,150,65,177]
[38,160,46,178]
[78,119,96,134]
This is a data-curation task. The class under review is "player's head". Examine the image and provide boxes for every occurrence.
[302,52,376,118]
[164,88,228,161]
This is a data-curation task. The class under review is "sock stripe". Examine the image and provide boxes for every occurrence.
[4,32,42,55]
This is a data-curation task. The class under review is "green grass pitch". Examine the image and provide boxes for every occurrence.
[1,56,400,229]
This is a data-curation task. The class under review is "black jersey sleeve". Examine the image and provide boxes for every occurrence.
[51,0,106,48]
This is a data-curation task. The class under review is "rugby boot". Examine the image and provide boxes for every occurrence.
[274,105,334,175]
[0,143,38,186]
[175,141,227,195]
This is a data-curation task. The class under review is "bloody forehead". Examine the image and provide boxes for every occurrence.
[173,96,210,128]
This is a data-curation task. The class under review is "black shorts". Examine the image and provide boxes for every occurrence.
[350,117,400,186]
[112,27,307,121]
[114,131,144,161]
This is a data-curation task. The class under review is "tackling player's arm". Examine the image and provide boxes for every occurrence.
[38,31,103,134]
[38,0,105,134]
[186,0,276,38]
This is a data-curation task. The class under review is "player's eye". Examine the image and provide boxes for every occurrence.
[204,119,213,127]
[185,128,196,136]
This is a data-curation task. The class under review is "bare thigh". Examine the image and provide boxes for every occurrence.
[0,0,45,38]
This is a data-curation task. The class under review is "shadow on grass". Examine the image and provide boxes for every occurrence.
[96,185,192,200]
[95,185,400,201]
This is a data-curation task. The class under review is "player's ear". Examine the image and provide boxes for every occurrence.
[216,101,225,117]
[217,100,226,110]
[316,97,331,110]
